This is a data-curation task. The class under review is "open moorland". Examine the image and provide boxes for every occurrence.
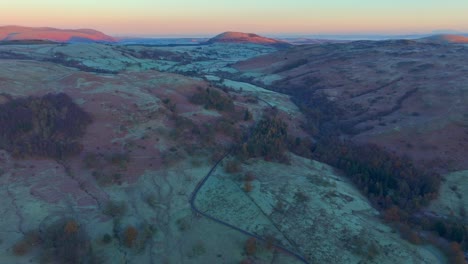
[235,40,468,171]
[0,34,466,263]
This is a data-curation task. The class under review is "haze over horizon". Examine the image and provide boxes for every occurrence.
[2,0,468,36]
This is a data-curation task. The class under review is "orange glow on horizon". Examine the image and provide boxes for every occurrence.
[1,1,467,36]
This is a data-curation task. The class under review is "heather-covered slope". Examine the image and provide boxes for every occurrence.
[234,40,468,262]
[235,40,468,171]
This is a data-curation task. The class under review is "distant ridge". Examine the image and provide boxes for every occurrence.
[279,38,350,45]
[420,34,468,44]
[0,25,116,43]
[206,31,291,47]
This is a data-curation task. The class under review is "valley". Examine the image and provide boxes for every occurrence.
[0,32,467,263]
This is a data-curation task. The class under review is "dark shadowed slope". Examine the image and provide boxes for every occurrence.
[235,40,468,171]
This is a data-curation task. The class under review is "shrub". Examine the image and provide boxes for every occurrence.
[171,114,198,139]
[103,200,127,218]
[225,159,241,174]
[244,181,253,192]
[244,172,255,182]
[189,241,206,257]
[449,242,466,264]
[145,194,158,209]
[288,136,314,158]
[40,218,93,263]
[83,152,100,168]
[64,220,79,235]
[245,237,257,256]
[176,217,192,232]
[294,191,309,203]
[263,235,277,250]
[108,152,130,169]
[123,226,138,248]
[398,224,422,245]
[102,234,112,244]
[12,241,29,256]
[11,231,40,256]
[243,109,253,121]
[215,118,237,136]
[384,206,401,222]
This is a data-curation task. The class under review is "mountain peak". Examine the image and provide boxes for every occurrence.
[207,31,290,47]
[0,25,116,43]
[420,34,468,44]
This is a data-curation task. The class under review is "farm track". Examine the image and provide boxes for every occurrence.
[188,149,310,264]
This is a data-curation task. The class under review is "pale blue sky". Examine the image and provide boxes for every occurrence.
[2,0,468,35]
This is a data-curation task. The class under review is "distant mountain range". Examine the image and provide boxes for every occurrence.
[116,37,209,45]
[108,32,468,46]
[0,26,116,43]
[1,26,467,46]
[116,31,292,47]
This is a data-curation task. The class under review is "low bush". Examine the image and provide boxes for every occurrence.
[39,218,94,263]
[123,226,138,248]
[245,237,257,256]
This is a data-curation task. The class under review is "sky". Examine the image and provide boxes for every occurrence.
[1,0,468,36]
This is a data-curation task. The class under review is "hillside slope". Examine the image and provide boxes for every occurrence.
[235,40,468,171]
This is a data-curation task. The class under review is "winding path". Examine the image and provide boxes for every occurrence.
[189,150,310,264]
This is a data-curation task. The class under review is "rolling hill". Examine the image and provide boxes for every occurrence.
[207,31,291,47]
[235,39,468,171]
[0,25,116,43]
[420,34,468,44]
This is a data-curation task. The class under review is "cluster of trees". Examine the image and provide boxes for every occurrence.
[83,151,130,186]
[238,116,289,162]
[313,138,441,213]
[273,58,309,74]
[189,87,234,112]
[291,93,341,137]
[288,136,314,159]
[131,49,186,63]
[12,218,97,263]
[40,218,92,263]
[45,52,118,74]
[0,93,92,159]
[431,220,467,247]
[410,217,468,253]
[0,51,31,60]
